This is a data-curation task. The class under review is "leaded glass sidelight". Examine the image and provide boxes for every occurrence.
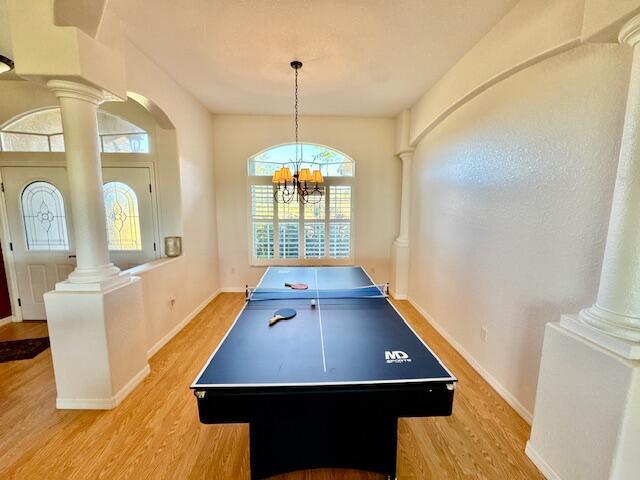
[21,181,70,250]
[103,182,142,250]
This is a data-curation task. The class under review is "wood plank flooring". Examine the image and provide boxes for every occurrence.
[0,294,543,479]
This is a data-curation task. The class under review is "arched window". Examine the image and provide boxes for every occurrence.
[248,143,353,177]
[21,181,69,251]
[0,108,149,153]
[103,182,142,251]
[248,143,353,263]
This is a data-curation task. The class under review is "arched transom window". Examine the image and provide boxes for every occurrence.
[248,143,353,177]
[248,143,353,263]
[0,108,149,153]
[103,182,142,251]
[21,181,70,251]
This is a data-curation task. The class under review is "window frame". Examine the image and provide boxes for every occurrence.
[0,107,151,154]
[248,175,355,266]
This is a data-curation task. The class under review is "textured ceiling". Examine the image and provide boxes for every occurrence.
[111,1,517,116]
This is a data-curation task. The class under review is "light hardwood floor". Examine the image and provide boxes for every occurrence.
[0,294,543,479]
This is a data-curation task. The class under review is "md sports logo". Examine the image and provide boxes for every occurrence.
[385,350,411,364]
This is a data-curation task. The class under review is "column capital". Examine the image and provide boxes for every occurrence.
[619,14,640,47]
[397,148,415,161]
[47,79,104,105]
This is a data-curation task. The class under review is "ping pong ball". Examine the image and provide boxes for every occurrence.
[310,299,316,308]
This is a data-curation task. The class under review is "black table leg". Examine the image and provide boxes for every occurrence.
[249,413,397,479]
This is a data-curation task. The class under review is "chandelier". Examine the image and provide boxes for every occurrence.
[272,61,324,204]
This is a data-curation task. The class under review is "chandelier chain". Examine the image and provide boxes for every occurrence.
[273,60,323,205]
[294,66,298,145]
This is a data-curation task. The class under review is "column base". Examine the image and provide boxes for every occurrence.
[65,262,122,286]
[579,305,640,343]
[562,314,640,359]
[44,276,149,409]
[57,270,129,292]
[527,322,640,480]
[390,240,410,299]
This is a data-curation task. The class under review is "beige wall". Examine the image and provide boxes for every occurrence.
[408,44,630,419]
[212,114,398,288]
[108,35,220,334]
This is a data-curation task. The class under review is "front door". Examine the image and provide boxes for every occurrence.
[1,165,159,320]
[1,167,76,320]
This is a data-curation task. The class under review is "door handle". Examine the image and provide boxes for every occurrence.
[68,255,76,258]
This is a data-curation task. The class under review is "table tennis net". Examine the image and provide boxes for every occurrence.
[247,284,388,301]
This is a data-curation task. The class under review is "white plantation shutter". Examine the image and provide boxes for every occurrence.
[251,185,274,219]
[253,222,274,259]
[304,223,325,258]
[329,186,351,258]
[251,185,275,259]
[329,223,350,258]
[279,223,299,258]
[329,186,351,220]
[250,177,352,262]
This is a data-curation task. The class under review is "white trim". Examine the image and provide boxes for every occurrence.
[407,296,533,424]
[191,266,456,389]
[390,290,408,300]
[0,170,21,321]
[220,287,246,293]
[56,364,151,410]
[525,441,561,480]
[194,377,458,389]
[0,315,13,327]
[147,289,220,359]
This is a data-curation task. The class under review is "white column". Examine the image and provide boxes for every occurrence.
[395,149,414,247]
[578,16,640,344]
[43,81,148,409]
[391,148,414,299]
[527,16,640,479]
[47,80,121,285]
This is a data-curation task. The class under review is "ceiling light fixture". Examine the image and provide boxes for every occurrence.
[272,60,324,204]
[0,55,15,75]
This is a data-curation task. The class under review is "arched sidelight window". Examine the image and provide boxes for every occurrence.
[103,182,142,251]
[0,108,149,153]
[248,143,353,263]
[21,181,70,251]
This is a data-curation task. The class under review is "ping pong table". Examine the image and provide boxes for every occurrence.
[191,266,456,479]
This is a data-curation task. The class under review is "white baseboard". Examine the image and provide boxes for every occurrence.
[407,297,533,424]
[525,442,561,480]
[390,291,407,300]
[56,364,151,410]
[0,315,13,327]
[147,289,221,359]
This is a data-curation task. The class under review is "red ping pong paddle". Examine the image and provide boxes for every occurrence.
[284,282,308,290]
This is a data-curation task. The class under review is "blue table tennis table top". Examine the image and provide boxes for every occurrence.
[192,266,456,389]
